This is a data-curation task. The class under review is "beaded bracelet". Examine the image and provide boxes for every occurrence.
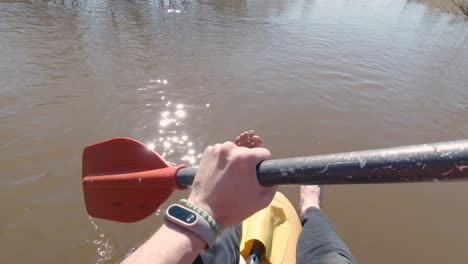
[179,199,222,234]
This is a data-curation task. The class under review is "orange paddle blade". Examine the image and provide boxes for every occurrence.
[82,138,187,223]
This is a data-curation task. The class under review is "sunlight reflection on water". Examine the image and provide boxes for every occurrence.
[143,79,203,167]
[86,217,114,264]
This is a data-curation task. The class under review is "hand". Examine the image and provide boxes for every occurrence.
[188,141,277,228]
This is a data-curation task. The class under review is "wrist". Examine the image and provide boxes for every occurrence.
[187,196,226,228]
[125,221,206,263]
[163,221,207,250]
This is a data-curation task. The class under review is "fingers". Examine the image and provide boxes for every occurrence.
[202,141,270,171]
[259,186,277,208]
[246,147,271,164]
[261,185,277,197]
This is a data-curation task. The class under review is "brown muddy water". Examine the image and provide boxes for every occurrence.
[1,0,468,263]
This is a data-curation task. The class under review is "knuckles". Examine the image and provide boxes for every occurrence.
[205,145,214,153]
[222,141,236,148]
[229,150,253,167]
[212,143,222,152]
[196,140,275,225]
[212,142,235,153]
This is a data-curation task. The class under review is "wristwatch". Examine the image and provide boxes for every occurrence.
[164,204,218,247]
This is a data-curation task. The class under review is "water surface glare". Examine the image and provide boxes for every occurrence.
[1,0,468,263]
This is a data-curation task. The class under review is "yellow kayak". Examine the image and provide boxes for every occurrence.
[240,192,302,264]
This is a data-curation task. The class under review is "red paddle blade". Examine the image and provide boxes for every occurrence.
[82,138,187,223]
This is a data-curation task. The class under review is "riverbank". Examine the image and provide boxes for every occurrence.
[421,0,468,16]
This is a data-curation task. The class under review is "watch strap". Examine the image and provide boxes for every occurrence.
[164,204,218,247]
[179,199,222,234]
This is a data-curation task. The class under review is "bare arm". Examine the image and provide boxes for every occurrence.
[122,222,206,264]
[122,141,277,264]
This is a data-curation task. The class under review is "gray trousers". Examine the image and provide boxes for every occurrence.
[194,208,357,264]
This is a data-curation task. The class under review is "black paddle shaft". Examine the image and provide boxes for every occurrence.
[176,140,468,187]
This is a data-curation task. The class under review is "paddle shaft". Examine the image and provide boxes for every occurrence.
[176,140,468,187]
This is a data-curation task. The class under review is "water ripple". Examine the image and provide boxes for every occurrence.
[141,78,204,167]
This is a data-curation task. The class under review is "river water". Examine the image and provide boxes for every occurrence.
[1,0,468,263]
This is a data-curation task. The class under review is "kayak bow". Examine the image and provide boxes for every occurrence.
[241,192,302,264]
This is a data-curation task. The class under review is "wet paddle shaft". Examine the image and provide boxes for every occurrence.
[82,138,468,222]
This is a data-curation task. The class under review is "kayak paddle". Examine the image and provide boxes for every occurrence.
[82,138,187,223]
[83,138,468,222]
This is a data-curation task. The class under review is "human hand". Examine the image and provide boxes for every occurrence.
[187,141,277,228]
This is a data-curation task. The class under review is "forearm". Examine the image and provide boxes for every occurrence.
[123,140,275,263]
[122,222,206,264]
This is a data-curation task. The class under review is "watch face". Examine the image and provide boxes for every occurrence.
[169,205,197,224]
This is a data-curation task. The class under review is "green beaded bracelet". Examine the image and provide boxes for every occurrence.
[179,199,222,234]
